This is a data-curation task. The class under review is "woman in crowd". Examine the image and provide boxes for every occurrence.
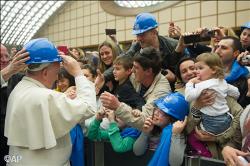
[175,56,243,159]
[95,40,119,95]
[69,47,85,60]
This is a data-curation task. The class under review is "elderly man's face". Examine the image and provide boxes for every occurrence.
[0,44,10,70]
[45,62,60,89]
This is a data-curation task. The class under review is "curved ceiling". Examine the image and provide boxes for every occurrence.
[100,1,181,16]
[114,1,164,8]
[0,1,65,46]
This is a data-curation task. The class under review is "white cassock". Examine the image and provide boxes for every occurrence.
[5,75,96,166]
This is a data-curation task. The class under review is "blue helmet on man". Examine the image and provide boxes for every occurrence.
[25,38,62,64]
[154,92,189,121]
[132,13,158,35]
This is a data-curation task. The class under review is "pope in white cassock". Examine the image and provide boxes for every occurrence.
[4,38,96,166]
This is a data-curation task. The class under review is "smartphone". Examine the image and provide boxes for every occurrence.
[57,46,69,55]
[105,29,116,35]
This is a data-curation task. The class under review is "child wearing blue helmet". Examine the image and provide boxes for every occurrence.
[133,92,189,166]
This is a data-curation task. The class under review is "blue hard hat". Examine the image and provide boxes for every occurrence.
[132,13,158,35]
[241,21,250,31]
[25,38,62,64]
[154,92,189,121]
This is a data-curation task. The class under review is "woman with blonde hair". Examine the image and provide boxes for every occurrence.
[95,40,119,95]
[98,40,119,73]
[69,47,85,60]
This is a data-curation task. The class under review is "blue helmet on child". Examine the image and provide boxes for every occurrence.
[25,38,62,64]
[154,92,189,121]
[132,13,158,35]
[241,21,250,31]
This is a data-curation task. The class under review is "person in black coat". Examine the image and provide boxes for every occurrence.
[112,55,145,110]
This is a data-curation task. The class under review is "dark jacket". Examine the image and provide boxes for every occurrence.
[126,35,183,73]
[186,43,212,58]
[0,73,24,132]
[114,79,145,111]
[230,76,250,108]
[0,73,24,165]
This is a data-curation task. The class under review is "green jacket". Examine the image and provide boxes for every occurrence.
[87,119,136,153]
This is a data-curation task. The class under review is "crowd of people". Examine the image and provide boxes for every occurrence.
[0,12,250,166]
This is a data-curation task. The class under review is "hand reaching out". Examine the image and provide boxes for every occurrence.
[131,109,142,117]
[105,109,115,122]
[64,86,76,99]
[95,69,105,94]
[142,117,154,134]
[1,48,30,81]
[96,109,106,121]
[172,116,187,134]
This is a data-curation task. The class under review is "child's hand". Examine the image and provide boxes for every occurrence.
[131,109,142,117]
[172,116,187,134]
[189,77,200,84]
[105,109,115,122]
[96,109,105,121]
[64,86,76,99]
[142,117,154,134]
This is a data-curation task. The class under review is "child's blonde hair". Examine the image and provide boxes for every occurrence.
[196,53,224,79]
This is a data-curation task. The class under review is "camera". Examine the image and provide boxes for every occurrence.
[161,69,168,76]
[183,28,216,44]
[241,54,250,63]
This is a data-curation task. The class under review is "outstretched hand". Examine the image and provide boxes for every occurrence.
[222,146,250,166]
[64,86,76,99]
[172,116,187,134]
[95,69,105,94]
[100,91,121,110]
[142,117,154,134]
[2,48,30,81]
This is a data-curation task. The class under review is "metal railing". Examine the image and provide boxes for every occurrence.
[85,139,226,166]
